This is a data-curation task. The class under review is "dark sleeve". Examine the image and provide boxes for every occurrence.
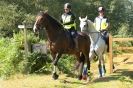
[106,17,109,23]
[104,16,109,23]
[63,13,76,25]
[60,14,63,23]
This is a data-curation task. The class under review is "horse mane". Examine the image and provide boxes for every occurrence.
[38,11,63,30]
[87,19,96,30]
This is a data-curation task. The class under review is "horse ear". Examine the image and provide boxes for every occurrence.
[79,17,82,21]
[44,10,48,13]
[40,11,43,13]
[85,16,88,20]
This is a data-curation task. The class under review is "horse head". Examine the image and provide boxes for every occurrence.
[33,10,63,34]
[79,16,88,32]
[79,16,95,33]
[33,11,48,33]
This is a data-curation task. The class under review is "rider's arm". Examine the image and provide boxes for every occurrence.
[105,18,110,29]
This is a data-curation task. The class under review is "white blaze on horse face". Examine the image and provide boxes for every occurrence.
[79,17,88,32]
[80,21,86,32]
[33,16,42,32]
[33,20,37,32]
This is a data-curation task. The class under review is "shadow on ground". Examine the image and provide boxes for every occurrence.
[93,69,133,83]
[60,79,87,85]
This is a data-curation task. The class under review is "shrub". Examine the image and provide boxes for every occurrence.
[0,31,39,79]
[24,52,52,74]
[0,37,23,79]
[58,55,76,74]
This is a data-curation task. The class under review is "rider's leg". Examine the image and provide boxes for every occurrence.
[68,30,74,49]
[106,32,109,52]
[101,30,109,52]
[73,37,78,49]
[70,28,78,50]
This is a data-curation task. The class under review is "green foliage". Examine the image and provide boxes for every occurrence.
[113,23,133,54]
[115,23,131,38]
[0,37,24,79]
[58,55,76,74]
[13,30,40,49]
[0,0,133,37]
[24,52,52,74]
[0,31,39,79]
[0,1,22,37]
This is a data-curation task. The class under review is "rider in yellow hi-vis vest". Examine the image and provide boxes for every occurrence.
[61,3,78,49]
[94,6,110,44]
[94,6,109,32]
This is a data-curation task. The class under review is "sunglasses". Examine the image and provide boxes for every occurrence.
[64,9,69,10]
[98,11,104,13]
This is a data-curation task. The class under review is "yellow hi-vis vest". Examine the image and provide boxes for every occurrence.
[94,16,109,31]
[61,14,76,29]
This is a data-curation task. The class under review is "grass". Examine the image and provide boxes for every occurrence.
[0,54,133,88]
[0,73,133,88]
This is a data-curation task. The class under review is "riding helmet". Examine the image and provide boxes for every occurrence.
[64,3,71,9]
[98,6,105,12]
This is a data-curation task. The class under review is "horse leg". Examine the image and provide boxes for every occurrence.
[52,53,62,80]
[83,50,95,80]
[81,51,92,81]
[103,55,106,74]
[78,53,85,80]
[53,53,61,66]
[86,56,91,81]
[98,54,106,77]
[101,55,106,76]
[82,59,91,81]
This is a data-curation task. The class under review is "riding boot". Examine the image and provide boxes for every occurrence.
[107,37,109,52]
[74,37,78,50]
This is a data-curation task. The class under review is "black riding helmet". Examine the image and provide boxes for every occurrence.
[64,3,71,9]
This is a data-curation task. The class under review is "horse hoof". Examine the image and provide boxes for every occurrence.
[98,75,105,78]
[82,75,87,80]
[52,73,59,80]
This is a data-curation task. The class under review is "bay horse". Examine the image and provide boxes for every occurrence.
[79,16,107,77]
[33,11,91,80]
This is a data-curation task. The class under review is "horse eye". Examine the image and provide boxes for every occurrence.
[84,23,87,26]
